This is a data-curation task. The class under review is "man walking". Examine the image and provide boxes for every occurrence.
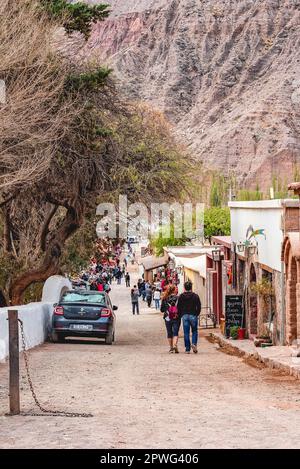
[125,272,131,287]
[115,268,122,285]
[131,285,140,315]
[177,281,201,354]
[140,280,146,301]
[145,282,153,308]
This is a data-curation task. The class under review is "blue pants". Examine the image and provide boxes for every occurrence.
[132,302,139,315]
[165,319,181,339]
[182,314,198,351]
[154,299,160,310]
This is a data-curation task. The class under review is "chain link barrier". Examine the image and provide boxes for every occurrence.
[18,319,93,418]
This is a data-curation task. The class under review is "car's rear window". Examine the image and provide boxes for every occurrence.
[61,292,106,304]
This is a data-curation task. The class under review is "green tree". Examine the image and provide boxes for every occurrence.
[210,179,221,207]
[150,223,188,257]
[0,1,196,304]
[204,207,230,241]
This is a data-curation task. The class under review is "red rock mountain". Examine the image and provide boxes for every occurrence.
[84,0,300,190]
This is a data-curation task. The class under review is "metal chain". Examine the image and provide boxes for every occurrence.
[18,319,93,418]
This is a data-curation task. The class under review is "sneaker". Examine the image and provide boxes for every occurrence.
[185,350,190,354]
[169,348,174,353]
[192,344,198,354]
[173,345,179,354]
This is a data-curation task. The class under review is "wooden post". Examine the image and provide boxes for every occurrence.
[8,310,20,415]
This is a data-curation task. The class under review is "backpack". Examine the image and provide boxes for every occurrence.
[167,297,178,320]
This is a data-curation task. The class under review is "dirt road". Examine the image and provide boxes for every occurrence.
[1,272,300,449]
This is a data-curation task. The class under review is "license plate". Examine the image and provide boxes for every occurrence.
[70,324,93,331]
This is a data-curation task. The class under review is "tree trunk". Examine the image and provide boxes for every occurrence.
[9,204,83,305]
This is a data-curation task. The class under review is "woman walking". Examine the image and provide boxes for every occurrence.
[160,285,180,353]
[153,288,161,310]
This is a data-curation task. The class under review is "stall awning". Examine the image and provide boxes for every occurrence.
[141,255,168,271]
[176,255,208,278]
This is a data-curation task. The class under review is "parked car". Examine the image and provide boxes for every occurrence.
[51,290,117,344]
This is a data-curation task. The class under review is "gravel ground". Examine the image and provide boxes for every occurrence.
[1,271,300,449]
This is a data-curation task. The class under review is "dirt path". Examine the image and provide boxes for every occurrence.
[1,271,300,449]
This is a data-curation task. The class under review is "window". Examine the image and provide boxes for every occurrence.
[61,292,106,305]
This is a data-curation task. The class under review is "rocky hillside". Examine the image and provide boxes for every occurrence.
[84,0,300,190]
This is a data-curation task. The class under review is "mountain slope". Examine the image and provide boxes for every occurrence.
[85,0,300,189]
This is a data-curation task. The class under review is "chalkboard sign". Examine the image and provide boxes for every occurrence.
[225,295,244,338]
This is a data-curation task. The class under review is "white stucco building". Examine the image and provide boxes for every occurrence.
[227,199,299,344]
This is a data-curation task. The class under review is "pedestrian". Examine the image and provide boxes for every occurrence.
[131,285,140,315]
[153,288,161,310]
[177,281,201,354]
[137,278,143,295]
[145,283,153,307]
[125,272,131,287]
[141,280,146,301]
[160,285,180,353]
[116,268,122,285]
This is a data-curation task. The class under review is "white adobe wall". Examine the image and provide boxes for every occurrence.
[0,276,71,361]
[229,200,284,272]
[42,275,72,303]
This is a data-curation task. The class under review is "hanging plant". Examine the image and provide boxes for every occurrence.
[250,278,274,298]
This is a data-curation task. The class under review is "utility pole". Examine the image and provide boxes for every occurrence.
[8,310,20,415]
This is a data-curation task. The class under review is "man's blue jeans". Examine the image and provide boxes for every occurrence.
[182,314,198,352]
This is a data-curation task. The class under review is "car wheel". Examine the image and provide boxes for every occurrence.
[105,328,114,345]
[51,331,65,343]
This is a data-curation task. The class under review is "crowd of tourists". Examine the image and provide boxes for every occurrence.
[73,257,131,294]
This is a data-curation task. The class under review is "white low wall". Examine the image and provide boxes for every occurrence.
[0,276,72,361]
[42,275,72,303]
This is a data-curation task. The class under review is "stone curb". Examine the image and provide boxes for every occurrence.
[210,332,300,380]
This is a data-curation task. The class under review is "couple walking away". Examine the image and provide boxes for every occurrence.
[161,281,201,354]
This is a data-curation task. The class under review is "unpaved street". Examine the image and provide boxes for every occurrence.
[1,272,300,449]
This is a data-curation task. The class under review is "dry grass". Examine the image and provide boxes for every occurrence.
[0,0,73,194]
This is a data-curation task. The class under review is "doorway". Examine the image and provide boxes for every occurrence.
[249,264,258,336]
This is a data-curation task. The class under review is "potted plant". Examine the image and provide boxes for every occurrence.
[230,326,239,340]
[237,327,246,340]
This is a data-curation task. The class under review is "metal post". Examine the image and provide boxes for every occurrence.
[8,310,20,415]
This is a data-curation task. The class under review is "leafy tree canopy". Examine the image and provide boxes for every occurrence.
[150,224,188,257]
[204,207,230,241]
[41,0,110,39]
